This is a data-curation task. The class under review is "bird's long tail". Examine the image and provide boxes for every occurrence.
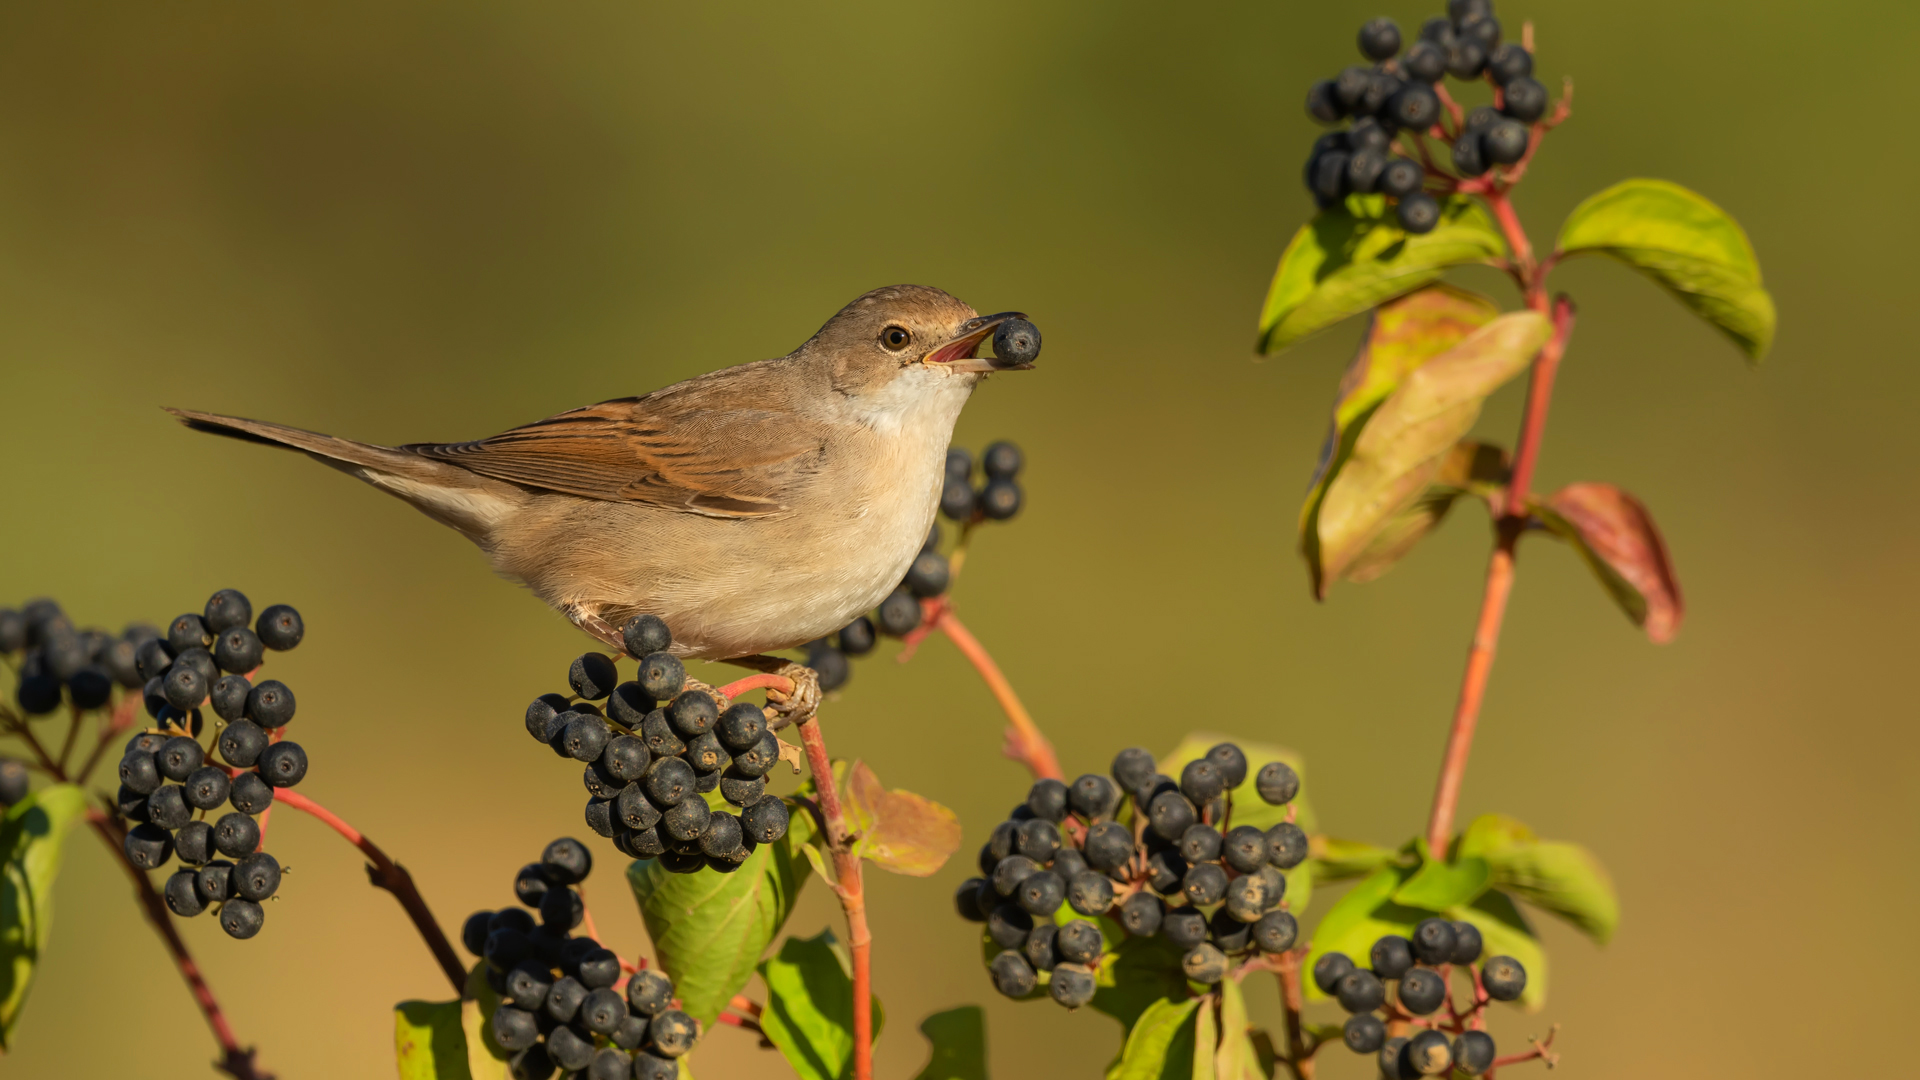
[164,407,517,539]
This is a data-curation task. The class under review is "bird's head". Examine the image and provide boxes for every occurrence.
[802,284,1037,399]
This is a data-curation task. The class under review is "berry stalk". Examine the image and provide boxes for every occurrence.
[1275,948,1319,1080]
[271,788,466,994]
[926,606,1062,781]
[1422,207,1578,858]
[86,810,273,1080]
[792,712,874,1080]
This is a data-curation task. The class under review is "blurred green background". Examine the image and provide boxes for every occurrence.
[2,0,1914,1077]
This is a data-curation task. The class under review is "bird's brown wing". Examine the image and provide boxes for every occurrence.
[404,391,823,517]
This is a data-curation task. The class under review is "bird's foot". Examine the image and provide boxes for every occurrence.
[722,654,822,730]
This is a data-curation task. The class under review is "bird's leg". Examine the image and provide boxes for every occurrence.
[564,605,629,654]
[721,654,821,730]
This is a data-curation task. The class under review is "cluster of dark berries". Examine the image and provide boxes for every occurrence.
[804,441,1026,689]
[4,597,156,717]
[955,743,1306,1009]
[1314,926,1527,1076]
[110,589,308,939]
[523,615,791,872]
[463,838,698,1080]
[1302,0,1548,231]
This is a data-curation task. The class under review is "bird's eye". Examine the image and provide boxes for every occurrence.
[880,326,912,351]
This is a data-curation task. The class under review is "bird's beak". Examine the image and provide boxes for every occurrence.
[923,311,1033,372]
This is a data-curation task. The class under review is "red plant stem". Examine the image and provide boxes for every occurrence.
[1422,197,1578,858]
[88,811,272,1080]
[715,673,791,700]
[792,713,872,1080]
[731,993,764,1018]
[1275,949,1317,1080]
[271,789,466,994]
[929,609,1062,781]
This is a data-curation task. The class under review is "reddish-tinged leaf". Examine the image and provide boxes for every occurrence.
[1532,483,1684,642]
[1342,440,1510,584]
[843,761,961,877]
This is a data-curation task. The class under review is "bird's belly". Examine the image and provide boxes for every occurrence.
[502,465,941,660]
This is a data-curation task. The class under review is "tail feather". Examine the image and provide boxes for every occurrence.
[164,407,518,539]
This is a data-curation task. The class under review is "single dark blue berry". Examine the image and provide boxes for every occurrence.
[643,756,694,808]
[638,709,686,760]
[1182,862,1228,906]
[569,653,618,701]
[136,638,173,683]
[1450,921,1484,964]
[1163,908,1208,949]
[1049,961,1096,1009]
[1407,1029,1453,1075]
[1055,919,1102,965]
[1068,774,1117,820]
[621,614,672,659]
[1143,848,1185,895]
[162,665,207,711]
[1358,17,1401,60]
[218,719,269,768]
[1148,790,1197,841]
[626,969,674,1016]
[982,441,1023,479]
[255,604,304,651]
[1457,14,1500,49]
[903,550,950,598]
[1314,952,1357,993]
[562,715,611,763]
[986,903,1032,950]
[939,476,975,521]
[119,750,162,795]
[1411,917,1458,964]
[978,479,1022,520]
[220,897,265,939]
[165,868,207,916]
[1345,1013,1386,1054]
[67,667,112,710]
[1346,149,1386,194]
[1500,75,1547,122]
[210,674,251,722]
[1333,65,1372,111]
[1481,955,1526,1000]
[124,822,174,869]
[1016,870,1065,916]
[1222,826,1269,873]
[1080,821,1133,872]
[257,741,308,788]
[1486,43,1531,85]
[836,616,877,657]
[992,321,1041,367]
[1372,935,1414,979]
[233,851,281,901]
[1336,969,1386,1013]
[245,680,295,727]
[1447,40,1486,79]
[730,732,781,779]
[1386,82,1440,131]
[1254,910,1298,953]
[1182,943,1228,984]
[1306,79,1343,124]
[228,768,274,810]
[213,811,261,857]
[1455,1031,1497,1075]
[1211,907,1254,952]
[462,911,494,954]
[954,877,991,922]
[1482,118,1528,164]
[1398,192,1440,233]
[876,587,923,637]
[1402,40,1447,82]
[545,1025,594,1072]
[147,784,191,830]
[608,682,654,728]
[636,652,686,700]
[1399,967,1447,1014]
[580,986,628,1034]
[167,614,211,655]
[742,795,789,844]
[541,837,593,884]
[213,627,264,674]
[661,794,710,842]
[157,735,203,781]
[1254,761,1301,805]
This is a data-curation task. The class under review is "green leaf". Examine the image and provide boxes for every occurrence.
[628,806,811,1026]
[1339,440,1510,586]
[0,783,85,1049]
[842,760,962,877]
[1453,814,1536,860]
[1212,979,1263,1080]
[1555,178,1775,360]
[758,929,885,1080]
[1309,837,1401,885]
[910,1006,988,1080]
[1191,995,1218,1080]
[1311,310,1550,594]
[1447,890,1547,1011]
[1531,483,1684,643]
[1483,844,1618,946]
[1090,934,1190,1031]
[1392,846,1491,911]
[395,998,471,1080]
[1258,195,1507,354]
[1455,814,1619,945]
[459,962,512,1080]
[1105,996,1202,1080]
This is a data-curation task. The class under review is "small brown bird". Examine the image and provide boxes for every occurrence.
[169,284,1032,665]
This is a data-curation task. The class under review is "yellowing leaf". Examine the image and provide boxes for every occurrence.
[1312,312,1550,593]
[843,761,961,877]
[0,784,85,1050]
[395,998,471,1080]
